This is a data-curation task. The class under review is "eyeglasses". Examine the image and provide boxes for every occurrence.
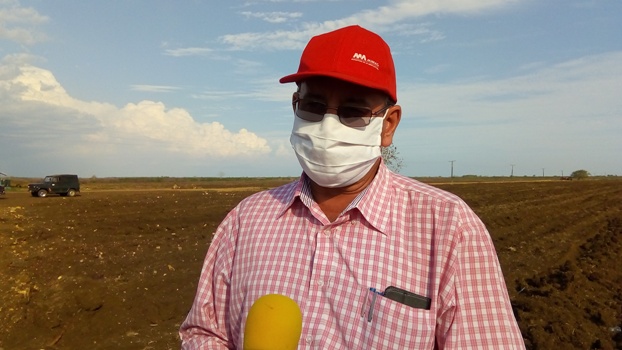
[293,97,392,128]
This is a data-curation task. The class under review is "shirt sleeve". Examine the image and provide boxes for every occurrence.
[436,209,526,349]
[179,209,239,350]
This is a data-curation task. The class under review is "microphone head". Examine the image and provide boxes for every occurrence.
[243,294,303,350]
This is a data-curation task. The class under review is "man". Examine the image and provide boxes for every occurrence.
[180,25,525,349]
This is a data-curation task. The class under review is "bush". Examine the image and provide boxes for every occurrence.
[570,169,590,179]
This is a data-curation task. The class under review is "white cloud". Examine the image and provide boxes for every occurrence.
[191,89,239,102]
[382,0,520,17]
[389,22,445,43]
[0,0,48,45]
[0,61,272,161]
[240,11,303,23]
[163,47,213,57]
[221,0,520,50]
[221,30,309,51]
[130,84,180,93]
[404,51,622,126]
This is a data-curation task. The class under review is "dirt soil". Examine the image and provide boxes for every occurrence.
[1,178,621,349]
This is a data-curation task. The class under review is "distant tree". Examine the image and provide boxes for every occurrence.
[570,169,590,179]
[381,144,403,173]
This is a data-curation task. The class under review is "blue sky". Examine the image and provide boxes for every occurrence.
[1,0,620,178]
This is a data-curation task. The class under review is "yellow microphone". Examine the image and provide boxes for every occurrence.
[243,294,303,350]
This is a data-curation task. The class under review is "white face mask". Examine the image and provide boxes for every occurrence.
[290,113,384,188]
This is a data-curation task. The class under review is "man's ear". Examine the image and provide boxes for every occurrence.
[381,105,401,147]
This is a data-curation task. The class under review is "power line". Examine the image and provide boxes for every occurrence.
[449,160,456,178]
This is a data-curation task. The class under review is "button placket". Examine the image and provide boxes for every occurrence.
[324,226,337,237]
[305,226,333,347]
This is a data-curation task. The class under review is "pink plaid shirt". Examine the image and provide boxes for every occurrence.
[180,163,525,349]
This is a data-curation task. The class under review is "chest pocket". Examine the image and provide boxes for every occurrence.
[357,288,435,349]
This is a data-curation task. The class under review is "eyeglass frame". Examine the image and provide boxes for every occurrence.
[292,96,394,128]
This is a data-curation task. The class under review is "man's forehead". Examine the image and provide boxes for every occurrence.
[299,77,385,100]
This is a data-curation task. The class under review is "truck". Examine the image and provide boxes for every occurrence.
[28,174,80,197]
[0,172,7,196]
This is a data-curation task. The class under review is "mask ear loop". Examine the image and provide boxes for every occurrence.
[380,107,390,119]
[371,108,391,130]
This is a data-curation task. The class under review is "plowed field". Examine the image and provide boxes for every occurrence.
[1,178,621,349]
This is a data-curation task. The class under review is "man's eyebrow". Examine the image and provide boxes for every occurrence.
[343,97,369,105]
[302,92,370,105]
[302,92,325,100]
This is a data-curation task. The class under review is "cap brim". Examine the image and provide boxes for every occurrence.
[279,71,395,101]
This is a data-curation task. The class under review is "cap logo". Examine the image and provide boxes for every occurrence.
[351,53,379,70]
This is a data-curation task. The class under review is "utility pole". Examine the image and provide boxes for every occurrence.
[510,164,515,177]
[449,160,456,178]
[542,168,545,177]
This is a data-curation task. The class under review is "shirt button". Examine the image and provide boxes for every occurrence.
[306,335,313,343]
[317,280,324,287]
[323,229,331,236]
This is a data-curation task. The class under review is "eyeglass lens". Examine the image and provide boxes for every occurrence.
[295,99,372,127]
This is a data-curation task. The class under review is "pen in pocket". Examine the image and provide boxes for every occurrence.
[367,287,383,322]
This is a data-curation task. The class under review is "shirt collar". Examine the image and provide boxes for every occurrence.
[355,160,392,235]
[276,172,305,218]
[278,161,393,236]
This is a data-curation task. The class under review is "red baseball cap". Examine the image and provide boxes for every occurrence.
[279,25,397,102]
